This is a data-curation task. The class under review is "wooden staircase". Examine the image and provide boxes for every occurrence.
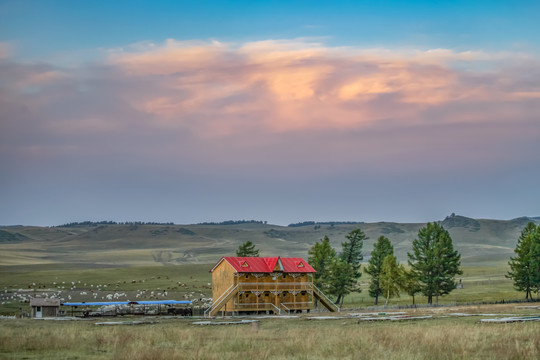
[312,285,340,312]
[205,284,239,317]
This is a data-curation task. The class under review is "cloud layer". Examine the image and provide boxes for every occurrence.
[107,39,540,133]
[1,39,539,224]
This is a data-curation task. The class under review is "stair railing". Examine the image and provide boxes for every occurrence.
[204,283,239,317]
[313,284,340,312]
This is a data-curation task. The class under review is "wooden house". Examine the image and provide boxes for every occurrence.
[30,298,61,318]
[206,256,337,316]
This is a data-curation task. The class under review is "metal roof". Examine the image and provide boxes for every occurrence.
[61,300,192,306]
[135,300,192,305]
[280,257,316,273]
[30,298,61,306]
[210,256,316,273]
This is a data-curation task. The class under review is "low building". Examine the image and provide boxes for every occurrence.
[30,298,61,318]
[207,256,337,316]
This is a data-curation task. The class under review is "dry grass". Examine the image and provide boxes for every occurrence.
[1,305,539,359]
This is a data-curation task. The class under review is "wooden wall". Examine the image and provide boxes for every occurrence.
[211,260,236,312]
[32,306,59,318]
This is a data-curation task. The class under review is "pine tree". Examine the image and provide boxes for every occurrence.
[235,241,259,257]
[401,268,421,305]
[308,236,337,290]
[507,222,540,300]
[340,229,366,272]
[530,238,540,296]
[326,258,356,304]
[334,229,367,306]
[379,254,403,306]
[365,236,394,305]
[407,222,462,305]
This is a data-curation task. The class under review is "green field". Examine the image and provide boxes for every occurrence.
[0,262,534,316]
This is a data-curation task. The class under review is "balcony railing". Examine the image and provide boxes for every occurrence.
[236,282,313,292]
[232,302,283,314]
[205,281,321,317]
[282,302,312,309]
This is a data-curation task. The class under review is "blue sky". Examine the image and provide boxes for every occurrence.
[2,1,538,58]
[1,1,539,225]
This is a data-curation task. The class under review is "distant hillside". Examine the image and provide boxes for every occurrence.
[0,215,538,268]
[0,229,30,243]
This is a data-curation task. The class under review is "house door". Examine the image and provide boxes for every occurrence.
[35,306,42,318]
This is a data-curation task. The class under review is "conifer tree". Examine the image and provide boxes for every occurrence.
[407,222,462,305]
[308,236,337,290]
[340,229,366,271]
[365,236,394,305]
[507,222,540,299]
[531,239,540,296]
[327,258,356,304]
[531,238,540,296]
[334,228,367,306]
[401,268,421,305]
[235,241,259,257]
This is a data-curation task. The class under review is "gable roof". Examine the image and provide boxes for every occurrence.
[210,256,316,273]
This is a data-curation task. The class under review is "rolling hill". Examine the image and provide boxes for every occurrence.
[0,215,538,269]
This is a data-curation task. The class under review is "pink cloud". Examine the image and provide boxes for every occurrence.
[1,38,539,178]
[103,39,539,137]
[109,39,232,75]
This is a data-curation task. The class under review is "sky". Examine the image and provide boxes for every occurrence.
[1,0,539,226]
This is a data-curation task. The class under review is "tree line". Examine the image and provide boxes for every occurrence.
[57,219,270,227]
[309,222,462,306]
[56,221,175,227]
[288,221,362,227]
[235,223,463,306]
[197,220,267,226]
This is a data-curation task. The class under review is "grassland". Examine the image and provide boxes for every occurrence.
[2,216,533,315]
[1,304,539,359]
[0,264,214,315]
[0,262,534,316]
[1,216,536,268]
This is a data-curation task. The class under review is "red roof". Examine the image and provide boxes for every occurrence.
[210,256,316,273]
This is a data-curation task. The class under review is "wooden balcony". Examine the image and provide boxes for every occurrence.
[206,281,338,317]
[232,301,313,314]
[235,282,313,292]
